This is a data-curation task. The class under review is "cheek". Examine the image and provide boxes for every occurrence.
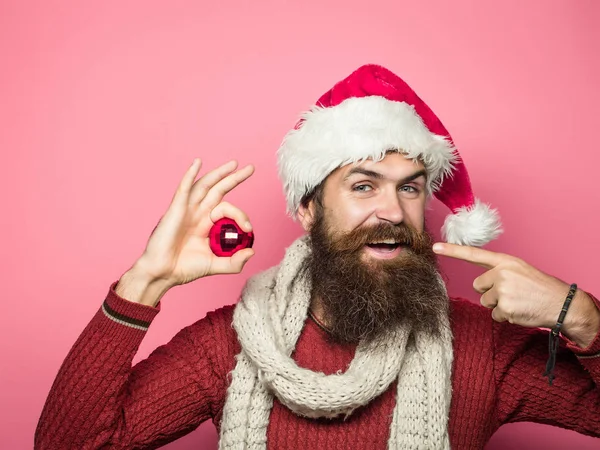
[403,201,426,230]
[332,201,376,231]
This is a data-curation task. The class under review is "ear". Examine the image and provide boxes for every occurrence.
[297,201,315,232]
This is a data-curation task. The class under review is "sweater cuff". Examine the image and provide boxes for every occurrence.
[564,291,600,358]
[101,280,161,331]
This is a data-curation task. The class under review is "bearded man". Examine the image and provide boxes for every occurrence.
[36,65,600,449]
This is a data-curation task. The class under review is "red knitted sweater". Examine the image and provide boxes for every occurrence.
[35,281,600,449]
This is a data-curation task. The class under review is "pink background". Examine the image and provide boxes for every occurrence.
[1,1,599,448]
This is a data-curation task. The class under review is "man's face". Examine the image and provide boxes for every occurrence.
[299,153,448,344]
[300,152,428,260]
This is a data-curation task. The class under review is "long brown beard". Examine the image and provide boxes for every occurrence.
[304,209,449,344]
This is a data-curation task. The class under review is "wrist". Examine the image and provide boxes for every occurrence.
[562,290,600,348]
[115,263,172,307]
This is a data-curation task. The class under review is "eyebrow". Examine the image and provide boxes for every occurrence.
[343,167,428,184]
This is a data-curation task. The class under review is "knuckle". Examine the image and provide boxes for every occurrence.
[174,185,185,198]
[513,256,525,265]
[495,284,507,298]
[480,295,492,308]
[193,182,212,197]
[495,282,512,298]
[473,278,485,293]
[202,191,219,206]
[492,308,505,322]
[497,267,511,279]
[505,306,516,324]
[507,257,524,269]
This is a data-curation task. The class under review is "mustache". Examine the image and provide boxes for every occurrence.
[327,222,433,254]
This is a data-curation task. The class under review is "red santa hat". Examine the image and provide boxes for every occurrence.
[276,64,502,246]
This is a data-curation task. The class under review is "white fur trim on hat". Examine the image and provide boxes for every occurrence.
[277,96,458,217]
[442,199,503,246]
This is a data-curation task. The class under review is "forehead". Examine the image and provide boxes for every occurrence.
[337,152,426,179]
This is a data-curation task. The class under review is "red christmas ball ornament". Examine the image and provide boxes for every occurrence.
[209,218,254,257]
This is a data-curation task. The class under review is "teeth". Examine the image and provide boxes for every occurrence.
[368,239,398,245]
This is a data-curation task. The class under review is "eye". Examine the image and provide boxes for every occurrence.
[399,185,420,197]
[353,184,373,192]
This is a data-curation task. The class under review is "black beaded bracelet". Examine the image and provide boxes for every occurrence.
[544,283,578,386]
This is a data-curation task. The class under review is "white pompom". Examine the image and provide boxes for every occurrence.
[442,199,503,246]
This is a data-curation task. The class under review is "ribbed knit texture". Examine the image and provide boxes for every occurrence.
[219,237,453,449]
[35,284,600,449]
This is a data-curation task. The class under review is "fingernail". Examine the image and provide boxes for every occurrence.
[432,243,444,253]
[245,221,252,231]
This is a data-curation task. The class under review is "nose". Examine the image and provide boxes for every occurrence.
[374,190,404,224]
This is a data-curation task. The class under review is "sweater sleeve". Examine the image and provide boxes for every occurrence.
[494,291,600,438]
[35,280,230,450]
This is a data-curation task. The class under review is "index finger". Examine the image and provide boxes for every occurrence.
[432,242,508,269]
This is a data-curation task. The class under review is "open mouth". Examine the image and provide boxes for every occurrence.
[365,240,404,252]
[364,240,407,258]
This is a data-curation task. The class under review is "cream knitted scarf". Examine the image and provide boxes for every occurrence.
[218,236,454,449]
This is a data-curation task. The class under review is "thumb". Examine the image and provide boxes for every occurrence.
[229,248,255,273]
